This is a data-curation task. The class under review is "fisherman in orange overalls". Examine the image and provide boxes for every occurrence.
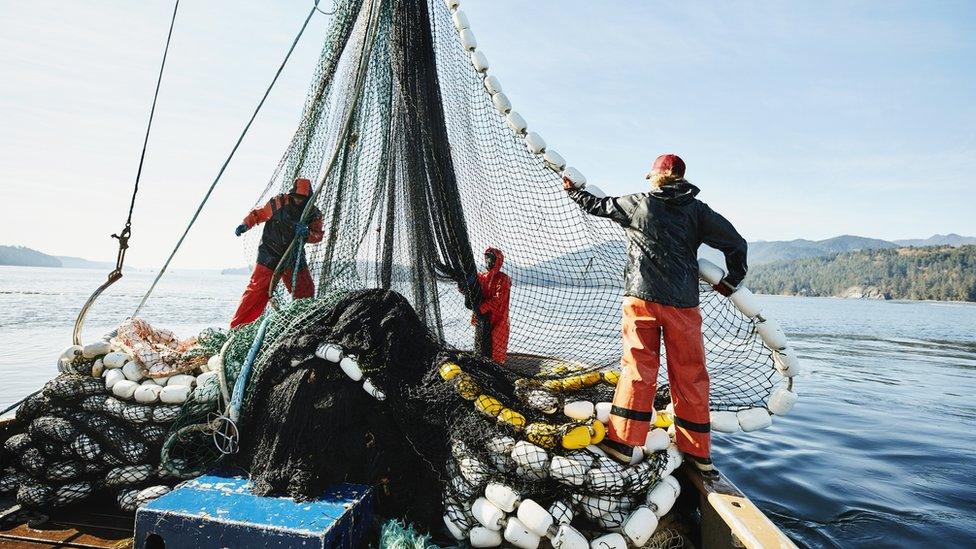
[230,178,324,328]
[472,247,511,364]
[564,154,747,472]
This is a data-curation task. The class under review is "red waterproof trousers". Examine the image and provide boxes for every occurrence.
[229,264,314,328]
[608,296,711,459]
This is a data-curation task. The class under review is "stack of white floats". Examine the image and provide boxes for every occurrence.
[444,0,588,191]
[93,348,204,407]
[446,470,682,548]
[697,258,801,432]
[315,343,386,401]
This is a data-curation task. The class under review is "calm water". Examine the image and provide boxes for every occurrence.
[1,266,975,547]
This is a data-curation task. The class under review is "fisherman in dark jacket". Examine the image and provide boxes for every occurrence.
[230,177,324,328]
[564,153,747,472]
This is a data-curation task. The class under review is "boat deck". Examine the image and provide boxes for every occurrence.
[0,498,132,548]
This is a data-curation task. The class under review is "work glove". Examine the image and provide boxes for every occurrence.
[293,222,309,239]
[713,279,736,297]
[562,176,578,191]
[235,224,249,237]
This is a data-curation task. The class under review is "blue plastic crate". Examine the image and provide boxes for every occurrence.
[134,474,373,548]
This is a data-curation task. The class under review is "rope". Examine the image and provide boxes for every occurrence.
[268,0,384,304]
[132,2,322,318]
[71,0,180,346]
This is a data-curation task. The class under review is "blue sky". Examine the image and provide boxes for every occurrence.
[1,1,973,269]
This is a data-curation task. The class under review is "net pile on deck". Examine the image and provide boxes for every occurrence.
[0,321,225,512]
[212,289,689,548]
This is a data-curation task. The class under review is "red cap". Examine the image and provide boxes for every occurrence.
[292,178,312,196]
[650,154,686,177]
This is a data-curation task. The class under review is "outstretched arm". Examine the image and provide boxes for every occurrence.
[563,177,636,226]
[242,199,274,229]
[700,203,748,287]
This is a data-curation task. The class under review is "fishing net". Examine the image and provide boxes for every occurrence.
[238,0,779,416]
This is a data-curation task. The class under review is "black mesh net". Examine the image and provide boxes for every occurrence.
[239,0,776,414]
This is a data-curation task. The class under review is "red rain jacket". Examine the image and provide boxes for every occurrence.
[475,247,511,363]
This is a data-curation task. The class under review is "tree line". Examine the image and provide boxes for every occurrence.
[745,245,976,302]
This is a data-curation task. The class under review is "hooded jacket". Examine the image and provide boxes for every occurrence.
[568,181,747,308]
[474,247,512,363]
[242,178,325,270]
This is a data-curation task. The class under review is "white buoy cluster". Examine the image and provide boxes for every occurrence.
[697,258,801,432]
[444,0,588,191]
[444,435,685,548]
[315,343,386,400]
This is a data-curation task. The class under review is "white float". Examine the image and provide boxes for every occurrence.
[505,111,527,134]
[168,374,195,388]
[622,505,659,546]
[444,0,459,11]
[595,402,611,423]
[755,317,788,350]
[197,371,218,388]
[152,376,170,386]
[60,345,83,364]
[315,343,343,363]
[737,407,773,432]
[562,167,586,188]
[133,384,161,404]
[524,132,546,154]
[643,427,670,453]
[585,467,626,492]
[104,369,126,391]
[82,341,112,359]
[563,401,594,421]
[102,352,128,369]
[768,386,798,415]
[504,516,540,549]
[772,347,801,377]
[471,51,489,72]
[452,10,470,31]
[729,286,762,318]
[160,385,190,404]
[550,523,587,549]
[339,356,363,381]
[472,497,505,530]
[206,354,221,372]
[549,455,587,486]
[91,359,104,378]
[543,149,567,171]
[516,499,553,537]
[121,361,144,382]
[589,532,627,549]
[710,410,740,433]
[459,29,478,51]
[445,514,468,540]
[486,435,516,455]
[362,378,386,400]
[460,456,490,485]
[548,500,574,525]
[511,441,548,474]
[584,184,606,198]
[111,379,139,400]
[470,525,503,547]
[485,482,520,513]
[696,258,725,286]
[645,478,678,517]
[492,92,512,114]
[484,75,503,95]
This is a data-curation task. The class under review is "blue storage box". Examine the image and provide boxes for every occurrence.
[134,474,373,548]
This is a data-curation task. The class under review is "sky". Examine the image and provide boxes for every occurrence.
[1,0,974,269]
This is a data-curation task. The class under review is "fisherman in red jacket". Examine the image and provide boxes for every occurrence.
[229,178,324,328]
[473,247,511,364]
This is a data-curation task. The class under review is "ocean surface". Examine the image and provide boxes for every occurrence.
[1,265,974,547]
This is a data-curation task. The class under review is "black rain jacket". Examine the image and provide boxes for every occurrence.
[569,181,747,307]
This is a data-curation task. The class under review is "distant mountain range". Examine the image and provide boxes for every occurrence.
[0,245,119,270]
[699,233,976,267]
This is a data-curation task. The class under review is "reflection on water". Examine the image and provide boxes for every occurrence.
[1,267,975,547]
